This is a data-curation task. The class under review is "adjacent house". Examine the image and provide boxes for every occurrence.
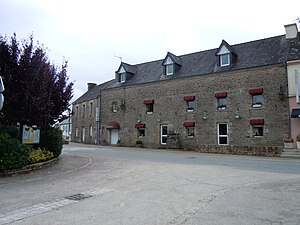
[72,24,300,156]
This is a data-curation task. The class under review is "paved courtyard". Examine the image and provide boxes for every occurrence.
[0,143,300,224]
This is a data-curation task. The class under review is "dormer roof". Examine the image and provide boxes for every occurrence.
[116,62,137,74]
[162,52,182,66]
[215,40,237,56]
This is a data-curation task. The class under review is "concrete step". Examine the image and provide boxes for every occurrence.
[281,149,300,158]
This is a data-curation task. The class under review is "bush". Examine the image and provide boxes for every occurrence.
[28,147,54,164]
[38,127,63,158]
[0,132,31,172]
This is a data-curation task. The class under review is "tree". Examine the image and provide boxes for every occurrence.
[0,34,73,129]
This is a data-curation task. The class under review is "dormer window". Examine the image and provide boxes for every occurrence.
[215,40,237,67]
[119,73,126,83]
[162,52,182,76]
[116,62,137,83]
[220,53,230,67]
[166,64,174,75]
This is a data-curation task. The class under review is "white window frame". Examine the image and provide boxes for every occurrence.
[120,73,126,83]
[220,53,230,67]
[160,125,168,145]
[89,125,93,137]
[82,126,85,142]
[166,64,174,75]
[217,123,229,145]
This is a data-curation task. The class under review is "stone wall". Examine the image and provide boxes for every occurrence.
[99,64,289,155]
[72,98,98,144]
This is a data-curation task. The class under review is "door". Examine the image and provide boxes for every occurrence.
[217,123,228,145]
[82,126,85,142]
[160,125,168,145]
[110,129,119,145]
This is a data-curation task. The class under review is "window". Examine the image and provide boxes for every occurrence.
[137,128,145,138]
[183,122,195,138]
[89,125,93,137]
[160,125,168,145]
[76,106,79,118]
[220,54,230,66]
[184,96,195,111]
[75,127,78,137]
[82,126,85,142]
[186,100,195,111]
[82,104,86,118]
[250,119,264,137]
[119,73,126,83]
[144,100,154,114]
[252,125,263,137]
[217,97,227,109]
[217,123,228,145]
[249,88,263,108]
[166,64,173,75]
[215,92,228,109]
[186,127,195,138]
[135,123,146,138]
[112,102,117,112]
[90,102,93,116]
[252,94,263,107]
[146,104,153,114]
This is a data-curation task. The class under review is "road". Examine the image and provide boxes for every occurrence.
[0,143,300,225]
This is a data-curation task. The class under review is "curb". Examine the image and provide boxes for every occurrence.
[0,157,59,177]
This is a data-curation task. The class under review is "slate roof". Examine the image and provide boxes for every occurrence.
[73,79,114,104]
[73,32,300,104]
[107,34,300,89]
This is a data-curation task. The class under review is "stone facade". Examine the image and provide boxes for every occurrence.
[72,97,99,144]
[99,64,288,155]
[72,27,300,156]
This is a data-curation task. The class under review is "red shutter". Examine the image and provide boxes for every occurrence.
[183,122,195,127]
[183,95,195,101]
[250,119,264,125]
[214,92,227,98]
[249,88,263,95]
[143,100,154,104]
[135,123,146,128]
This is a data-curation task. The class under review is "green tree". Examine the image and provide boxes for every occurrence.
[0,34,73,128]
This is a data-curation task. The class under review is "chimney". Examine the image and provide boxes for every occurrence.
[87,83,97,91]
[285,23,298,39]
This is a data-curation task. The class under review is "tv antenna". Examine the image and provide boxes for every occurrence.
[114,55,122,61]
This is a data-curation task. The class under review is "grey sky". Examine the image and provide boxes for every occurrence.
[0,0,299,102]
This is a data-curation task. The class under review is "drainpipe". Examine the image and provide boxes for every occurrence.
[96,90,101,145]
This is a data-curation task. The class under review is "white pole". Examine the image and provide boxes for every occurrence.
[295,70,299,104]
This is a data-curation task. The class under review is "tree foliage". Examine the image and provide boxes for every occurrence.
[0,34,73,128]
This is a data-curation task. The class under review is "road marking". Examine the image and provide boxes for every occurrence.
[0,187,113,225]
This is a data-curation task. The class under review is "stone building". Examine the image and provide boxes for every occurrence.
[72,24,300,156]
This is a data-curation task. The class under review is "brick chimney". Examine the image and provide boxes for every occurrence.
[87,83,97,91]
[285,23,298,39]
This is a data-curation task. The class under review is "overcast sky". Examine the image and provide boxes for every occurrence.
[0,0,299,102]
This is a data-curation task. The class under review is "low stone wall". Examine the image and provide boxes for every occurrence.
[0,158,58,177]
[189,145,282,157]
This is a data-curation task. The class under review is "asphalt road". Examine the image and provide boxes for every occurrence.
[0,143,299,225]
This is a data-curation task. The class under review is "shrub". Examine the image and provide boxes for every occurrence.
[28,148,54,164]
[0,132,31,172]
[38,127,63,158]
[135,140,143,145]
